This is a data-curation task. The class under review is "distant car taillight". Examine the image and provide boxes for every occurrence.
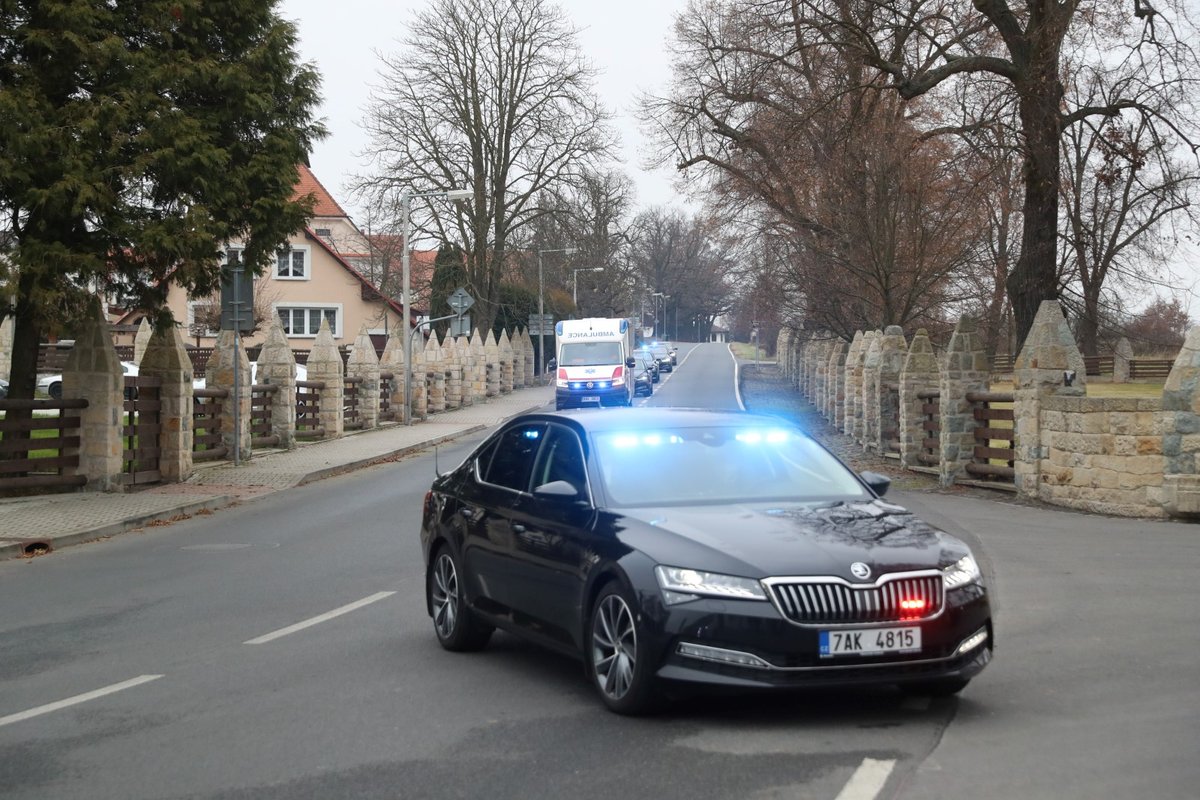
[423,490,434,521]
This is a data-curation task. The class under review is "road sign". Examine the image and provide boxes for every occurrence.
[447,287,475,314]
[528,313,555,337]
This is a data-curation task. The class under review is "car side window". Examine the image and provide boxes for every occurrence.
[480,423,547,493]
[532,425,588,496]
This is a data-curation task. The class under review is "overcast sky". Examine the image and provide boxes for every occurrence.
[278,0,689,221]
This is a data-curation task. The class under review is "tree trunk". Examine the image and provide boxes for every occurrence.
[1078,292,1101,358]
[1007,76,1065,350]
[1,270,43,463]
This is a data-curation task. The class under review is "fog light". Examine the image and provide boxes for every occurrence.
[955,627,989,656]
[677,642,773,669]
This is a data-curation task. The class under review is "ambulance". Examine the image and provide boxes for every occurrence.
[554,318,637,410]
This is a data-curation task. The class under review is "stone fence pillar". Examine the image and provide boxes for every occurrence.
[209,328,252,458]
[860,331,882,449]
[470,332,487,404]
[828,341,848,429]
[938,317,991,487]
[485,331,501,397]
[1161,326,1200,516]
[0,314,13,382]
[1013,301,1087,497]
[257,318,297,448]
[444,333,463,410]
[347,323,381,429]
[411,337,429,419]
[500,330,514,393]
[380,324,407,423]
[899,329,939,469]
[63,301,124,490]
[512,330,527,389]
[842,332,864,435]
[307,318,344,439]
[873,326,907,454]
[133,318,152,366]
[813,340,829,412]
[432,335,451,412]
[1113,336,1133,384]
[140,326,193,482]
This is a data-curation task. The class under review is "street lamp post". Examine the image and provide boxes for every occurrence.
[537,247,577,375]
[402,187,472,425]
[652,292,669,339]
[573,267,604,308]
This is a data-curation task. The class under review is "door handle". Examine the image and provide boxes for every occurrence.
[512,524,526,533]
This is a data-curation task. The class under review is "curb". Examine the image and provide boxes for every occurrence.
[295,424,487,486]
[0,495,236,562]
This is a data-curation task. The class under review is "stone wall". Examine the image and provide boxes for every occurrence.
[783,305,1200,520]
[1037,395,1165,517]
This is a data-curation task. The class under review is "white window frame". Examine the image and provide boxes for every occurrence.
[274,302,342,339]
[274,244,311,281]
[186,300,221,336]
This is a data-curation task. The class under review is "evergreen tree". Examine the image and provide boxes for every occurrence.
[0,1,325,400]
[428,242,467,338]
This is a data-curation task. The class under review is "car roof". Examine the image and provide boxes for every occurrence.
[509,407,807,434]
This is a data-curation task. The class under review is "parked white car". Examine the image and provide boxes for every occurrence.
[192,362,306,391]
[38,361,138,399]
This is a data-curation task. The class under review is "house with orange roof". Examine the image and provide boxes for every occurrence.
[161,165,439,353]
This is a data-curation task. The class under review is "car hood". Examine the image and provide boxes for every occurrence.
[615,500,966,581]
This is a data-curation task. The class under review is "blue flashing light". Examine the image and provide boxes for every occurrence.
[767,430,789,444]
[613,434,639,448]
[736,431,763,444]
[524,429,541,440]
[642,434,663,446]
[620,319,629,333]
[555,321,564,336]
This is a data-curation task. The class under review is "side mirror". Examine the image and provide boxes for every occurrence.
[859,470,891,497]
[533,480,580,500]
[626,357,636,368]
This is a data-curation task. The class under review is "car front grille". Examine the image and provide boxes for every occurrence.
[766,573,944,626]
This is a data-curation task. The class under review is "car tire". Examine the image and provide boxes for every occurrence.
[901,677,969,697]
[427,545,493,652]
[586,582,658,715]
[48,381,62,400]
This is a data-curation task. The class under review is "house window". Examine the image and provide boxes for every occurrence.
[276,246,309,279]
[186,300,220,336]
[220,247,245,268]
[277,305,340,338]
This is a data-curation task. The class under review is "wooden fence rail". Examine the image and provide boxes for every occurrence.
[0,398,89,491]
[966,390,1015,483]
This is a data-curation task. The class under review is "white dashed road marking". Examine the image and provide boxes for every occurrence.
[0,674,164,728]
[834,758,897,800]
[244,591,396,644]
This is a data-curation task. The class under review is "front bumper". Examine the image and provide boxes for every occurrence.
[556,385,630,408]
[642,586,992,690]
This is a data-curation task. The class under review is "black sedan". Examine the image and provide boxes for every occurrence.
[420,409,992,714]
[648,343,673,372]
[632,355,655,397]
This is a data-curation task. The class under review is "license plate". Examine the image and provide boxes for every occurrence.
[819,626,921,658]
[582,396,599,403]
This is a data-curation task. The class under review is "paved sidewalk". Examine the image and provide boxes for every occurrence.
[0,384,554,561]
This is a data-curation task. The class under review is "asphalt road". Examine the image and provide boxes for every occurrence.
[1,342,1197,799]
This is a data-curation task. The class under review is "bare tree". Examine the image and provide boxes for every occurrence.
[643,1,991,340]
[357,0,615,334]
[628,208,737,339]
[782,0,1200,349]
[1058,86,1198,356]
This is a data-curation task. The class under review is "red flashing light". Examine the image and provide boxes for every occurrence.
[899,598,927,617]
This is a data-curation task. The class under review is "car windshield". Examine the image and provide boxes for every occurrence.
[560,342,622,366]
[591,425,869,506]
[650,345,669,357]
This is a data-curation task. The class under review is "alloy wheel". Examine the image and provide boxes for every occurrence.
[592,594,638,700]
[431,552,459,640]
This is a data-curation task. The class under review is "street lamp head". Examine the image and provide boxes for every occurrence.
[443,188,473,201]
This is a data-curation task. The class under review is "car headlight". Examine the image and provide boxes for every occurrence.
[654,565,768,605]
[942,554,982,589]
